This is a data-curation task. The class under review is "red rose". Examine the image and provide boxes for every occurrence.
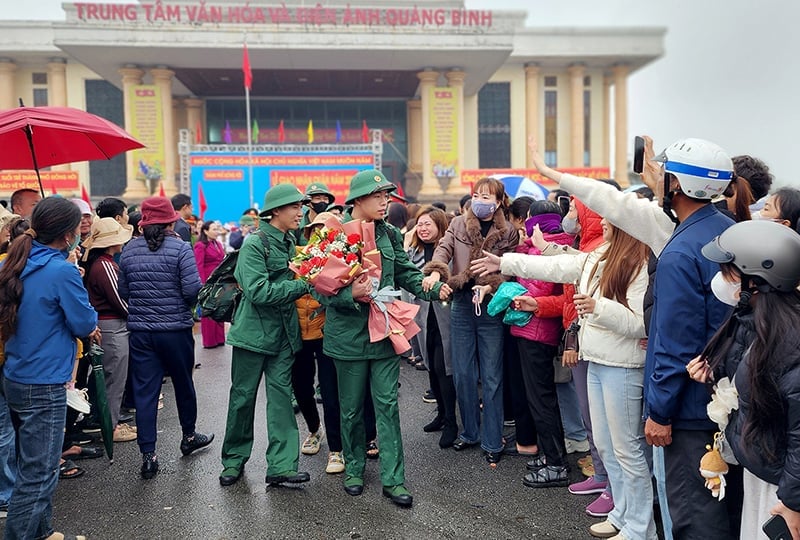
[330,249,344,258]
[318,240,329,251]
[326,229,338,242]
[299,261,313,276]
[347,233,361,245]
[345,252,358,264]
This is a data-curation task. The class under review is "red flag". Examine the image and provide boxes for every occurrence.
[361,120,369,143]
[80,183,91,205]
[197,183,208,220]
[278,119,285,143]
[195,120,202,144]
[242,44,253,91]
[158,181,166,197]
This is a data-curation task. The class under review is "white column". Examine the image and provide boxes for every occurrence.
[0,59,17,111]
[524,64,540,168]
[568,64,585,168]
[613,65,629,186]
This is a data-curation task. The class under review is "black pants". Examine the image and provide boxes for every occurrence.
[294,338,376,452]
[665,429,734,539]
[517,338,567,466]
[506,331,537,446]
[426,310,457,430]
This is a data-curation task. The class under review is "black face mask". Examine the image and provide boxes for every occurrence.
[310,201,328,214]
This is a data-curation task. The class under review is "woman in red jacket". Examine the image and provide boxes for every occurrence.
[194,221,226,348]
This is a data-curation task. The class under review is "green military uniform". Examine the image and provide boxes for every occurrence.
[319,171,443,493]
[221,186,310,479]
[295,183,335,246]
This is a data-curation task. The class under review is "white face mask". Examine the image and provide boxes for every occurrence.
[711,271,742,307]
[562,216,580,235]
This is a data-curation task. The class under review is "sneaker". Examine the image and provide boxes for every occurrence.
[503,419,516,427]
[608,533,629,540]
[422,389,436,403]
[325,451,345,474]
[314,386,323,404]
[0,502,7,519]
[301,431,322,455]
[565,438,590,454]
[180,431,215,456]
[586,491,615,518]
[522,465,569,488]
[113,423,137,443]
[569,476,608,495]
[141,452,159,479]
[66,388,91,414]
[589,518,620,538]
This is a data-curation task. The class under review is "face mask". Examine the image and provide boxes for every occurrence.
[561,216,580,235]
[711,271,741,307]
[471,201,497,220]
[310,201,328,215]
[67,233,81,253]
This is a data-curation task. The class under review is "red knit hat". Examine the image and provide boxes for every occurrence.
[139,196,180,227]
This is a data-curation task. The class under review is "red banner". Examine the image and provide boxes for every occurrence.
[0,170,81,192]
[223,127,394,145]
[460,168,611,189]
[271,170,357,204]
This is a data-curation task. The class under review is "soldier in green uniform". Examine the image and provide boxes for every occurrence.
[219,184,312,487]
[295,183,336,246]
[319,170,452,507]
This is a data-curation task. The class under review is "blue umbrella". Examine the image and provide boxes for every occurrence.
[491,174,549,200]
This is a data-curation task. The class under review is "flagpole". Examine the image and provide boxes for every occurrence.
[246,84,253,208]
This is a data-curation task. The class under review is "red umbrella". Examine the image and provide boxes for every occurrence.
[0,105,144,196]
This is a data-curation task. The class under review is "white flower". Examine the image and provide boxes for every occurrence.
[707,377,739,430]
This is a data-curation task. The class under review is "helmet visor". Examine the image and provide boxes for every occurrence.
[702,236,735,264]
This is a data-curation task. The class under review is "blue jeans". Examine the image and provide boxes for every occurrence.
[2,378,67,540]
[556,379,587,441]
[450,294,505,453]
[653,445,674,539]
[0,374,17,507]
[587,362,657,540]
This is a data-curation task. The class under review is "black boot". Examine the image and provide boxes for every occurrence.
[423,413,444,432]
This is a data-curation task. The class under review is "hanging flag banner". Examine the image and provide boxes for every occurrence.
[428,86,460,183]
[190,150,375,222]
[128,85,166,191]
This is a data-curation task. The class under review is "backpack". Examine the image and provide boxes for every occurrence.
[197,230,269,323]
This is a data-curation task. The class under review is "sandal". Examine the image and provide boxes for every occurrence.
[366,440,379,460]
[59,459,85,479]
[62,444,104,460]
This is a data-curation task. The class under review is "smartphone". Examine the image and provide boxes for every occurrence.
[633,136,645,174]
[763,514,792,540]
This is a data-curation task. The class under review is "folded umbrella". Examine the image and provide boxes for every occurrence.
[88,344,115,463]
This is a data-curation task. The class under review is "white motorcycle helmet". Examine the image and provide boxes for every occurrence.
[655,138,734,200]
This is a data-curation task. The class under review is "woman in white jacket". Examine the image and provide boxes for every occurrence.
[473,218,655,540]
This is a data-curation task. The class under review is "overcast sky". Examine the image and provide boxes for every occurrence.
[3,0,797,186]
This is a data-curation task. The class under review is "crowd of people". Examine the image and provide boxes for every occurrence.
[0,132,798,539]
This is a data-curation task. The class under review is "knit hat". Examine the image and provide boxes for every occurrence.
[139,196,180,227]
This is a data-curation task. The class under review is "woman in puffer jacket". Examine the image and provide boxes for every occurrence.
[687,220,800,539]
[510,200,574,486]
[119,197,214,480]
[473,217,655,540]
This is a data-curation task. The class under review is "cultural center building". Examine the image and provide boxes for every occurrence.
[0,0,664,209]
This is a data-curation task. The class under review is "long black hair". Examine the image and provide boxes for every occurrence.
[700,263,800,464]
[198,221,214,244]
[143,224,168,252]
[0,217,31,255]
[0,197,80,339]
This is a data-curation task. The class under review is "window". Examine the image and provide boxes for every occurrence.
[32,72,47,85]
[478,82,511,169]
[33,88,48,107]
[544,90,558,167]
[85,80,126,196]
[544,76,557,88]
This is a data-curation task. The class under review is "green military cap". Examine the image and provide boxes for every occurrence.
[345,169,396,204]
[305,183,335,202]
[260,184,309,215]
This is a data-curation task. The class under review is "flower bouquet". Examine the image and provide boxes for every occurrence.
[291,217,369,296]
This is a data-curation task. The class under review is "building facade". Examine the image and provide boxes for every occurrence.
[0,0,664,202]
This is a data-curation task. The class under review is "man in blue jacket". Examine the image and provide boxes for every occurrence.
[643,139,736,540]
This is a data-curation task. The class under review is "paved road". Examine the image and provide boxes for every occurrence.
[1,341,602,540]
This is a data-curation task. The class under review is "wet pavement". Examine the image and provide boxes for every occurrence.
[1,341,601,540]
